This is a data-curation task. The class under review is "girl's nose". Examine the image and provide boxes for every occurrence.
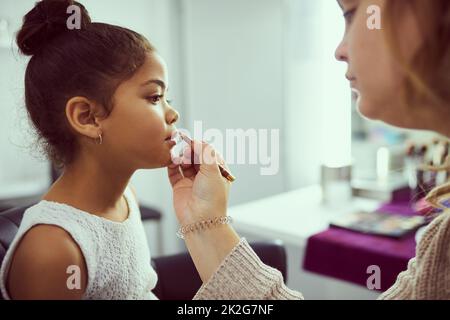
[166,107,179,125]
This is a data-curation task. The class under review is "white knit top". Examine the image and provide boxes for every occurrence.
[0,186,158,300]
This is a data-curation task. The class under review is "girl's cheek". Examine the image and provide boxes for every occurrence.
[144,109,166,134]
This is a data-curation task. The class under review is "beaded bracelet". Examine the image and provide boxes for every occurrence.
[176,216,233,239]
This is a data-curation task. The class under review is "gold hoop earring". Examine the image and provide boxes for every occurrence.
[96,132,103,145]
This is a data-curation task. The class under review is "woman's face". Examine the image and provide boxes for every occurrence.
[100,52,179,169]
[335,0,423,129]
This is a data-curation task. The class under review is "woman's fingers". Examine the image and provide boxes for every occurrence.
[177,145,196,179]
[180,163,196,179]
[169,137,226,183]
[167,163,184,187]
[215,151,231,171]
[188,139,221,176]
[182,140,232,181]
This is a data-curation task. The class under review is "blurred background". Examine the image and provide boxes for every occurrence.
[0,0,446,299]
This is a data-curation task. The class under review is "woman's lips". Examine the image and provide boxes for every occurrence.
[345,74,356,81]
[346,74,357,88]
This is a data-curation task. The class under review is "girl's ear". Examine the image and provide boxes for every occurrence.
[65,97,104,139]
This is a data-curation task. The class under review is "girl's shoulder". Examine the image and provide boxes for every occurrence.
[5,223,87,299]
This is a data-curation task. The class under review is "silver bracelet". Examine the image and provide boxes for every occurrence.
[176,216,233,239]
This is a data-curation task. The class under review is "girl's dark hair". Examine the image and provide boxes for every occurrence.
[16,0,154,166]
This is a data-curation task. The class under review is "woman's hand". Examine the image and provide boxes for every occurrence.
[167,139,239,282]
[167,139,231,226]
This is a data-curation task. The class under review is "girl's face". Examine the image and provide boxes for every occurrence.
[100,52,179,169]
[335,0,423,129]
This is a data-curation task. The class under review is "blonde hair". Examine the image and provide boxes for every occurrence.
[384,1,450,209]
[422,154,450,209]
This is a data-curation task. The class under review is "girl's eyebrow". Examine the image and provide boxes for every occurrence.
[141,79,167,90]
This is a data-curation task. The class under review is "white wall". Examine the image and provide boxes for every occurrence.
[0,0,353,255]
[0,1,51,198]
[180,0,287,205]
[284,0,351,190]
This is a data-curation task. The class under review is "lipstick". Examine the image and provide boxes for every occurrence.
[178,132,236,183]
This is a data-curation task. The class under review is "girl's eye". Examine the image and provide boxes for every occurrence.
[147,95,163,105]
[343,8,357,25]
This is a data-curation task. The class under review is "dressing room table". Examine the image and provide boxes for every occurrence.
[229,185,418,300]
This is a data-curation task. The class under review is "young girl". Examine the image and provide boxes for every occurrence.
[3,0,450,301]
[0,0,207,299]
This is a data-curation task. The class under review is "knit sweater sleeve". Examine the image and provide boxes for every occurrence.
[378,212,450,300]
[193,238,304,300]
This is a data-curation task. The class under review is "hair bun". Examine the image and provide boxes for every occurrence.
[17,0,91,56]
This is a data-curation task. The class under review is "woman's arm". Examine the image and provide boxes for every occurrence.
[167,140,303,299]
[183,224,240,283]
[193,237,304,300]
[378,212,450,300]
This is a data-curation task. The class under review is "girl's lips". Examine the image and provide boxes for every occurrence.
[165,130,178,141]
[166,139,176,147]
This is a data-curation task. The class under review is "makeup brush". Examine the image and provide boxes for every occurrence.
[178,132,236,182]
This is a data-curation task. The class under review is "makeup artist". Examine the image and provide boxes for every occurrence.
[168,0,450,300]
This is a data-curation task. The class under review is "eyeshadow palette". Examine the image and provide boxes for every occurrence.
[329,210,428,239]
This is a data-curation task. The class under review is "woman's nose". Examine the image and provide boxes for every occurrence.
[335,39,348,62]
[166,106,179,125]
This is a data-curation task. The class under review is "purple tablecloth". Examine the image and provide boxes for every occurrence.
[303,188,419,292]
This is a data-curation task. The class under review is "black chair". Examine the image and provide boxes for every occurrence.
[0,205,287,300]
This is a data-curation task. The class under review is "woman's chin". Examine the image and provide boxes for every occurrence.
[357,96,410,128]
[355,96,381,121]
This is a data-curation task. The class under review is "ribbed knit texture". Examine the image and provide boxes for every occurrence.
[194,238,303,300]
[378,211,450,299]
[195,212,450,300]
